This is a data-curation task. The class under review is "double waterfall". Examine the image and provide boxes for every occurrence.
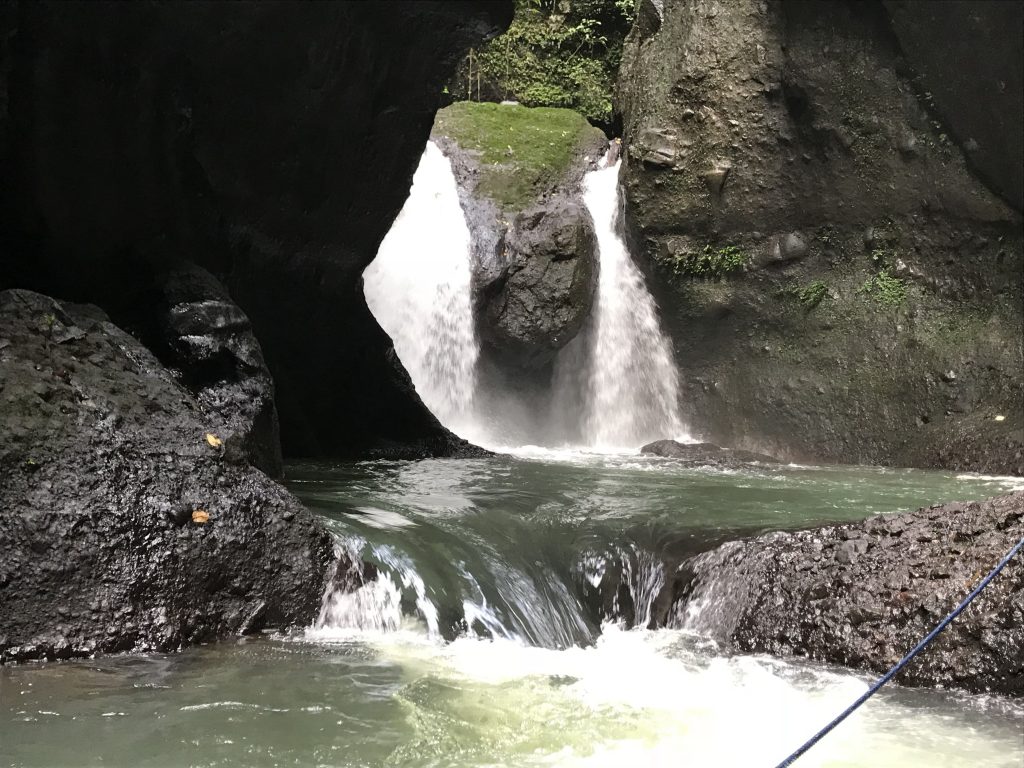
[364,141,685,452]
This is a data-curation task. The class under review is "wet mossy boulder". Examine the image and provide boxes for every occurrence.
[433,101,608,371]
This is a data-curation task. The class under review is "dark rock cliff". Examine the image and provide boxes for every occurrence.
[617,0,1023,472]
[0,0,511,458]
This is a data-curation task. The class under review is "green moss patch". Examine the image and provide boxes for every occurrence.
[796,280,829,309]
[859,269,907,307]
[657,244,748,279]
[433,101,604,211]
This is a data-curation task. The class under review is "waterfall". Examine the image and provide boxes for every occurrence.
[362,141,481,439]
[574,156,684,449]
[364,141,686,450]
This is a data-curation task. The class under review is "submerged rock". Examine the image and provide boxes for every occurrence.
[0,289,337,662]
[641,439,778,467]
[672,491,1024,695]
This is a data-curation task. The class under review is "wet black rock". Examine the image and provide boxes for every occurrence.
[673,491,1024,695]
[0,289,337,662]
[478,196,598,369]
[641,440,778,467]
[153,264,283,477]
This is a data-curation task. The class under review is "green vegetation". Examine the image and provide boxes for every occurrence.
[796,280,829,309]
[659,244,748,279]
[434,101,604,210]
[859,269,907,307]
[451,0,635,124]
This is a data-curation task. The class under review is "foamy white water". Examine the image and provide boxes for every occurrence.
[363,141,480,437]
[300,624,1022,768]
[577,157,685,448]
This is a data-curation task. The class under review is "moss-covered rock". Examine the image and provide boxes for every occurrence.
[434,101,606,212]
[433,101,607,372]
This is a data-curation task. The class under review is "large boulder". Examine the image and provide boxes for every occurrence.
[616,0,1023,471]
[0,290,336,662]
[0,1,512,458]
[432,102,607,373]
[478,196,598,369]
[673,491,1024,695]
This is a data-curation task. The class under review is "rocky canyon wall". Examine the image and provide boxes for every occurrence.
[617,0,1023,473]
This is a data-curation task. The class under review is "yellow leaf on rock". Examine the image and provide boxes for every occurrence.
[192,510,210,524]
[205,433,223,448]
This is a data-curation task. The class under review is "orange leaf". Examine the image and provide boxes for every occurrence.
[192,510,210,524]
[205,433,223,448]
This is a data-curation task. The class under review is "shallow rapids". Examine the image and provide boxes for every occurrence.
[2,455,1022,767]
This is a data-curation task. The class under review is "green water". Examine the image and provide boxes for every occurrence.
[2,452,1021,767]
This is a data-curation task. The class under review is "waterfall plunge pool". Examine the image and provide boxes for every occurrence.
[2,453,1022,767]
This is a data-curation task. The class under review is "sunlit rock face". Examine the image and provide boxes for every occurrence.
[617,0,1023,471]
[0,1,512,458]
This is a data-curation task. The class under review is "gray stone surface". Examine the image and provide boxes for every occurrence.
[478,197,598,369]
[673,491,1024,695]
[616,0,1023,472]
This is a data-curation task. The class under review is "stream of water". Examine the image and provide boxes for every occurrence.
[2,456,1021,767]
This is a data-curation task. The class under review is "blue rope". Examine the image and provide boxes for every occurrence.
[774,532,1024,768]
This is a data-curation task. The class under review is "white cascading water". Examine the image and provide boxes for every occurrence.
[363,141,685,450]
[362,141,481,439]
[576,156,684,448]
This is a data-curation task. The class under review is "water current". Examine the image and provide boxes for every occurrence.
[2,454,1021,767]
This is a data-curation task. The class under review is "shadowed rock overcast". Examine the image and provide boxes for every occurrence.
[0,0,511,458]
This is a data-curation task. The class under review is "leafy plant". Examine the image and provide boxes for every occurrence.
[859,269,906,307]
[796,280,828,309]
[660,244,748,279]
[451,0,635,124]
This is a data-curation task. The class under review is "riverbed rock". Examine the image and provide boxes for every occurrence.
[0,289,337,662]
[477,196,598,369]
[641,439,778,467]
[617,0,1023,471]
[672,491,1024,695]
[0,2,511,459]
